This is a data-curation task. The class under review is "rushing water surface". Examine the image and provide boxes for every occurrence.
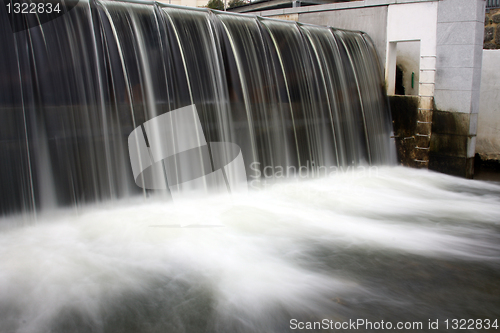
[1,167,499,333]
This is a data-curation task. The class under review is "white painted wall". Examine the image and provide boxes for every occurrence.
[386,1,438,55]
[477,50,500,160]
[385,1,438,97]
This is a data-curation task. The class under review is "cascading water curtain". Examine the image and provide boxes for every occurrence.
[0,0,395,215]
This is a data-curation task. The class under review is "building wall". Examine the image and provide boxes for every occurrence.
[423,0,485,177]
[385,1,437,97]
[434,0,485,115]
[477,49,500,160]
[298,6,388,64]
[257,0,489,177]
[157,0,208,8]
[386,1,438,56]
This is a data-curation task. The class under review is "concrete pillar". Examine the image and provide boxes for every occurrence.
[386,42,397,95]
[430,0,486,178]
[477,50,500,161]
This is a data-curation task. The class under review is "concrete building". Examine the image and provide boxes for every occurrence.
[157,0,209,8]
[231,0,487,178]
[228,0,346,12]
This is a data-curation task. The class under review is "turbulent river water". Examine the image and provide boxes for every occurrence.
[1,166,499,333]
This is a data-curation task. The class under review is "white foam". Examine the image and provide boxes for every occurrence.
[0,167,499,332]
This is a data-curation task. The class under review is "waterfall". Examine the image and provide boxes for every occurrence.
[1,3,499,332]
[0,0,395,215]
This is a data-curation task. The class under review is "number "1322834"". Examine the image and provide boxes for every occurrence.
[6,2,61,14]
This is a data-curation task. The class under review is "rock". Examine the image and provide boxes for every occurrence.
[485,27,494,42]
[493,14,500,24]
[484,42,497,49]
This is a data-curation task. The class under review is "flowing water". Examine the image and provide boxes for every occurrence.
[0,167,500,333]
[0,0,393,214]
[1,1,499,332]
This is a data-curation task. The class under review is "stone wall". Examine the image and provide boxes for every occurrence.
[484,8,500,49]
[389,96,431,169]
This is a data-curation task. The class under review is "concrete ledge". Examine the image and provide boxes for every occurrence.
[475,154,500,170]
[254,0,437,16]
[260,8,285,16]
